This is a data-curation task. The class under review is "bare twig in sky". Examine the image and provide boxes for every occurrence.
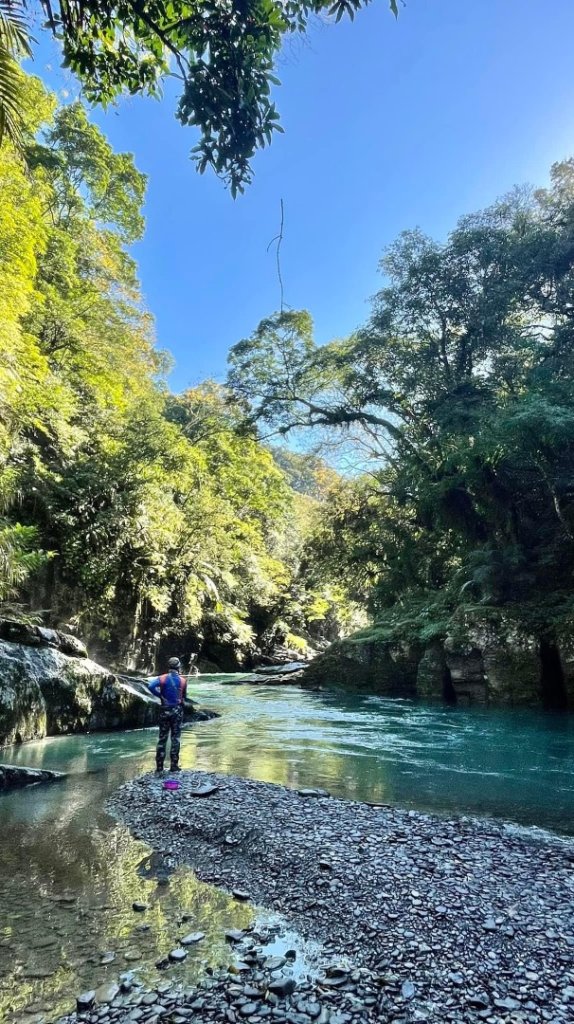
[267,198,286,312]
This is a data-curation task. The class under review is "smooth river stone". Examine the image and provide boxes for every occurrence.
[95,982,119,1003]
[181,931,205,944]
[169,947,188,962]
[76,991,96,1011]
[189,783,220,797]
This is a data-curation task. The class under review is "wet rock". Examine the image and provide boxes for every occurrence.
[77,991,96,1012]
[95,982,120,1004]
[263,957,286,970]
[325,966,348,979]
[100,952,116,965]
[233,889,250,901]
[169,948,188,962]
[267,979,297,998]
[253,662,306,676]
[181,931,205,944]
[467,993,490,1009]
[494,997,520,1011]
[297,789,329,798]
[37,627,61,647]
[58,633,88,658]
[132,901,148,912]
[0,763,65,790]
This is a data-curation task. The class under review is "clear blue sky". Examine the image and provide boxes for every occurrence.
[32,0,574,391]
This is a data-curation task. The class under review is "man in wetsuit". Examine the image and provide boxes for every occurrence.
[148,657,188,773]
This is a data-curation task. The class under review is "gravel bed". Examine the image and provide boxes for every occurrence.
[60,770,574,1024]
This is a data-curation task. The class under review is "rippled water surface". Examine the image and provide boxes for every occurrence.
[1,679,574,1020]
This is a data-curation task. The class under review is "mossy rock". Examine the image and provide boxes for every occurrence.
[302,635,419,696]
[445,609,541,706]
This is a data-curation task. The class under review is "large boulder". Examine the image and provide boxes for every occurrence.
[0,763,65,790]
[416,641,455,701]
[0,641,155,746]
[301,631,420,696]
[0,643,46,745]
[0,619,88,657]
[253,661,306,676]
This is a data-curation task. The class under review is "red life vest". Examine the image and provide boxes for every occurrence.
[158,672,186,704]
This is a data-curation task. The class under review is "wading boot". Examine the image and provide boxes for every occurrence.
[170,764,181,773]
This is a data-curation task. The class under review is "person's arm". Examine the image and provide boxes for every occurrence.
[148,677,161,699]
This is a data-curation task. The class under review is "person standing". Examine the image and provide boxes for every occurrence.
[148,656,188,773]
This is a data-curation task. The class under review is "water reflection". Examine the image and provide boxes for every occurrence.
[0,793,256,1020]
[1,680,574,1019]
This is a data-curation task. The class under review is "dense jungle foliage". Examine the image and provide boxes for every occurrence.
[4,71,574,673]
[228,163,574,647]
[0,73,356,670]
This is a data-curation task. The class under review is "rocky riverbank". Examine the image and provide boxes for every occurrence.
[92,771,574,1024]
[56,944,384,1024]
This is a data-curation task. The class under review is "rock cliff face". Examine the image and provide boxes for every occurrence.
[0,640,159,746]
[301,610,574,709]
[300,638,420,697]
[0,621,216,747]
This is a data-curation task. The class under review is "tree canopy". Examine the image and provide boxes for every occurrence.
[0,0,400,193]
[228,163,574,641]
[0,72,354,666]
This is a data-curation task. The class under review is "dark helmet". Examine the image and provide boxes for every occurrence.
[168,656,181,670]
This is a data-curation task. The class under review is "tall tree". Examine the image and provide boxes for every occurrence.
[228,163,574,635]
[1,73,353,664]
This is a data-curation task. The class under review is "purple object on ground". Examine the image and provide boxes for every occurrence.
[163,779,180,791]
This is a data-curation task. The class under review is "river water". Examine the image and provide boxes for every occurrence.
[1,679,574,1021]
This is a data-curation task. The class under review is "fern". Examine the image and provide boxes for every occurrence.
[0,0,31,148]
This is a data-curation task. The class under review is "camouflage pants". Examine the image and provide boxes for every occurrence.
[156,706,183,769]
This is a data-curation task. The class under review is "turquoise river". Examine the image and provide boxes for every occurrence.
[1,678,573,1022]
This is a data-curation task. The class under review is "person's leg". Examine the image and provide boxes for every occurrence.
[170,708,183,770]
[156,711,169,770]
